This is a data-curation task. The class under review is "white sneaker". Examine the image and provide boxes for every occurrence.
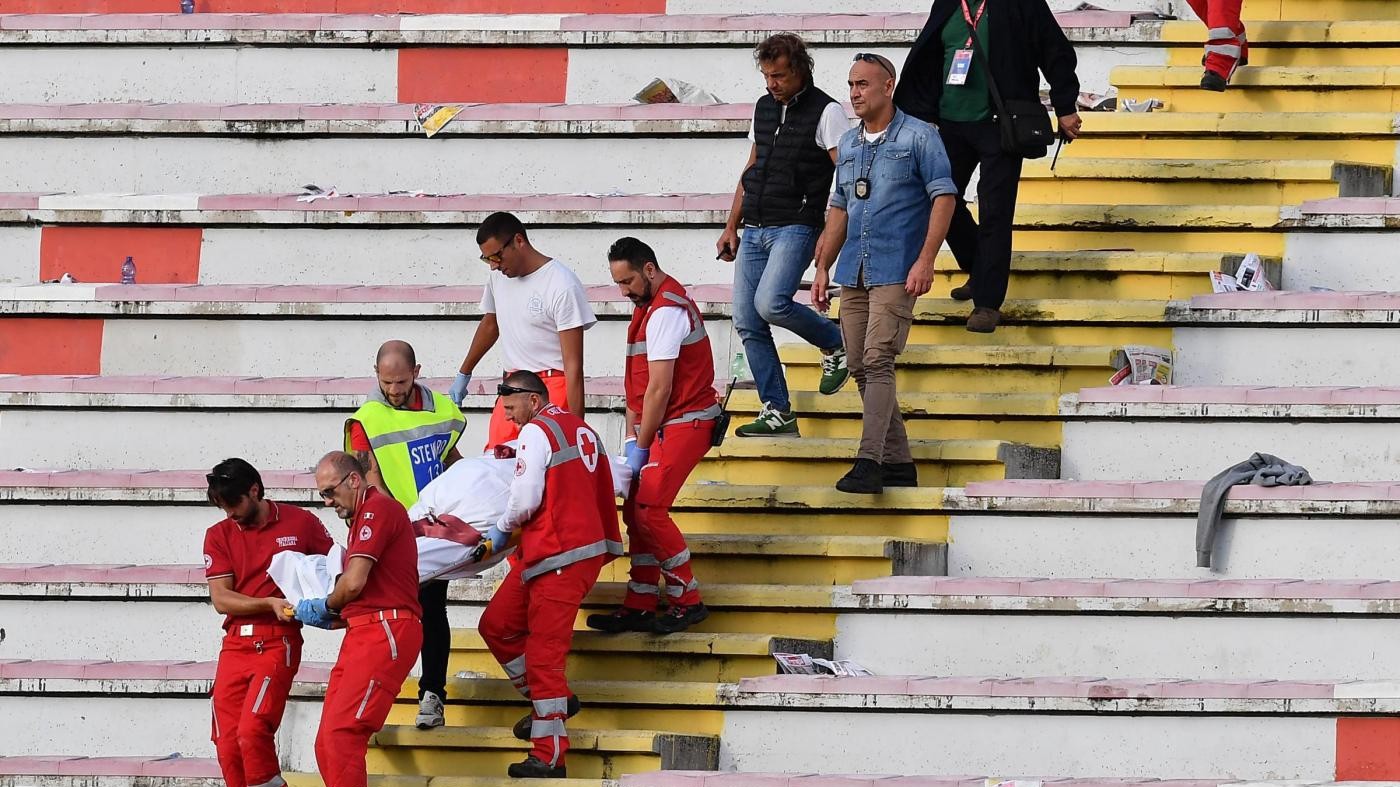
[415,691,445,729]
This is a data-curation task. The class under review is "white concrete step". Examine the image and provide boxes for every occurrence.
[944,480,1400,579]
[0,12,1162,104]
[0,375,635,467]
[1058,386,1400,481]
[839,576,1400,681]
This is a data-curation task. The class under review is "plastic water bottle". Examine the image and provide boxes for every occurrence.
[729,350,748,381]
[180,0,195,12]
[120,256,136,284]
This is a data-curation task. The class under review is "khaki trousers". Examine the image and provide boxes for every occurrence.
[838,283,915,464]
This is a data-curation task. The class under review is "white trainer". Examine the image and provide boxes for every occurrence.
[415,690,445,729]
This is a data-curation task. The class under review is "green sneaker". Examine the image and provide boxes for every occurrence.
[734,402,800,437]
[819,347,850,395]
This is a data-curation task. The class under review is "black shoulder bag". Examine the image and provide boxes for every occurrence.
[966,29,1054,160]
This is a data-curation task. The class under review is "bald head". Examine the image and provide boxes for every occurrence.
[317,450,365,479]
[315,451,367,520]
[374,340,420,408]
[376,340,416,369]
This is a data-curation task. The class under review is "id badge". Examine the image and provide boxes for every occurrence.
[947,49,973,86]
[855,178,871,199]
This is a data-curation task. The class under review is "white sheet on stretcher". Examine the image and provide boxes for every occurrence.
[267,453,633,603]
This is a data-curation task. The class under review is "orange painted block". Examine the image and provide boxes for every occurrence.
[40,227,203,285]
[0,318,103,375]
[1337,717,1400,780]
[398,48,568,104]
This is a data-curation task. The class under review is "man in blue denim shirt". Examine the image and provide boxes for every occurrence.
[717,33,853,438]
[813,53,958,494]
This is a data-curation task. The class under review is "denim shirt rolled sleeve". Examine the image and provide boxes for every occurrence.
[831,109,959,288]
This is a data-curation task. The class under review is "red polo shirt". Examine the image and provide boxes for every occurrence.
[203,500,336,631]
[342,486,422,619]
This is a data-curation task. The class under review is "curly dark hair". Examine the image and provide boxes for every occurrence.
[754,32,814,84]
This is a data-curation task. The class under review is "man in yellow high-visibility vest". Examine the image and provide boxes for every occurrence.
[345,339,465,731]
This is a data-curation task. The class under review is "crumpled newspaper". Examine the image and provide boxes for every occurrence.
[414,103,465,138]
[634,77,721,105]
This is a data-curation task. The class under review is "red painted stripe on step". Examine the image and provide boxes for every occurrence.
[397,48,568,104]
[1336,717,1400,780]
[0,318,104,375]
[40,227,203,284]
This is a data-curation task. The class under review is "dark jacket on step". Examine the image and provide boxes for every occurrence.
[894,0,1081,124]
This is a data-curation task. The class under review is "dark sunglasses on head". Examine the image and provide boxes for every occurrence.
[497,383,548,397]
[854,52,896,79]
[206,472,231,484]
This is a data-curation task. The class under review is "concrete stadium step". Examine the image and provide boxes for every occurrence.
[784,344,1123,396]
[1168,291,1400,386]
[1068,112,1400,166]
[630,780,1400,787]
[0,12,1156,105]
[1016,158,1389,206]
[841,575,1400,681]
[1112,65,1400,114]
[697,437,1058,486]
[932,250,1256,301]
[944,480,1400,580]
[897,298,1173,347]
[1060,386,1400,482]
[367,725,716,779]
[0,283,743,378]
[1237,0,1398,20]
[1284,199,1400,291]
[721,674,1400,778]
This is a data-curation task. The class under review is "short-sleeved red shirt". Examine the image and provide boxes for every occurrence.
[203,500,336,630]
[342,486,422,619]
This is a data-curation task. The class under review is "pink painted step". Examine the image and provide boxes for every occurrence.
[963,479,1400,501]
[0,374,632,397]
[1188,291,1400,310]
[850,576,1400,601]
[0,659,331,681]
[79,282,733,304]
[735,675,1376,700]
[1075,386,1400,406]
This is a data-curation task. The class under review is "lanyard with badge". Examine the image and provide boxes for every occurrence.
[947,0,986,86]
[854,113,903,200]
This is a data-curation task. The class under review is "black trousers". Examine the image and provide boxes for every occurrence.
[417,579,449,699]
[938,119,1025,310]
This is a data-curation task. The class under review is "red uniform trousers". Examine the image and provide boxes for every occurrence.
[212,626,302,787]
[315,611,423,787]
[1186,0,1246,77]
[478,554,605,768]
[485,372,570,450]
[620,418,711,611]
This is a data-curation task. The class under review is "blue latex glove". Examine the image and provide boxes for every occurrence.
[295,597,334,629]
[447,372,472,406]
[472,524,510,563]
[624,439,650,475]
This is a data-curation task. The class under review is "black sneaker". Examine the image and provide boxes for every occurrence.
[653,602,709,634]
[585,607,655,633]
[882,462,918,488]
[512,694,581,741]
[836,458,884,494]
[1200,70,1228,92]
[507,755,566,778]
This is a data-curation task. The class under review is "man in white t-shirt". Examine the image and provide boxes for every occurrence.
[717,33,853,440]
[450,211,597,449]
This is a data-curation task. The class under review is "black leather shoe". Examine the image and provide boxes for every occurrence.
[507,755,566,778]
[653,602,709,634]
[950,282,973,301]
[836,458,884,494]
[512,694,581,741]
[585,607,655,633]
[1200,70,1228,92]
[881,462,918,488]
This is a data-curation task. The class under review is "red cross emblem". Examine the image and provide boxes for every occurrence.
[575,427,600,472]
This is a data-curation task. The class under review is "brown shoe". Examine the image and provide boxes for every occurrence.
[950,282,973,301]
[966,307,1001,334]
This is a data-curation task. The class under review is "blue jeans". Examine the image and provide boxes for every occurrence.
[732,224,845,413]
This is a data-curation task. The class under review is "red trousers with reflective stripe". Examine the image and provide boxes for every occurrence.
[1186,0,1246,76]
[315,616,423,787]
[212,630,301,787]
[478,554,605,767]
[621,419,711,610]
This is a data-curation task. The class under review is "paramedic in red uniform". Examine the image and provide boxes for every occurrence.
[203,457,335,787]
[473,370,623,779]
[1188,0,1247,91]
[296,451,424,787]
[589,237,716,635]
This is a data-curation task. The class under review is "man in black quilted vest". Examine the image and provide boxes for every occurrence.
[717,33,852,438]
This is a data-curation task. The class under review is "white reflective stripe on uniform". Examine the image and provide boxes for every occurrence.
[249,775,287,787]
[367,419,467,450]
[663,402,723,428]
[660,549,691,570]
[355,680,378,720]
[660,292,707,345]
[251,676,272,715]
[627,580,661,595]
[211,700,221,739]
[282,636,291,669]
[380,619,399,661]
[626,340,648,356]
[533,696,570,716]
[1205,43,1241,56]
[631,554,660,567]
[521,539,612,581]
[530,718,568,739]
[503,654,527,679]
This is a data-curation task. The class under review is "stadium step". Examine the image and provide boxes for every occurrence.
[783,344,1121,396]
[697,437,1059,486]
[1112,65,1400,114]
[945,480,1400,580]
[1017,158,1389,206]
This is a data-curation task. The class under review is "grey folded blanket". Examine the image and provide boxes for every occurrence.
[1197,452,1313,568]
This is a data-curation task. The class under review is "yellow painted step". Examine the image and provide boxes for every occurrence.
[449,629,826,684]
[1238,0,1397,21]
[1018,158,1388,206]
[1160,20,1400,45]
[696,437,1057,486]
[384,700,724,739]
[1009,229,1285,255]
[784,343,1118,395]
[1112,66,1400,113]
[671,483,949,539]
[931,250,1223,300]
[602,533,941,585]
[1003,202,1285,230]
[1069,139,1400,169]
[368,725,716,779]
[286,775,612,787]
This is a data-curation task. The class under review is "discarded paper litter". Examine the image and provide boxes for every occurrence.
[414,103,465,138]
[1119,98,1164,113]
[1110,345,1173,386]
[634,77,721,105]
[1209,252,1275,293]
[774,652,873,676]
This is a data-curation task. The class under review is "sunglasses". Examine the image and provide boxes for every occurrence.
[497,383,547,397]
[854,52,896,79]
[318,472,352,501]
[479,236,514,264]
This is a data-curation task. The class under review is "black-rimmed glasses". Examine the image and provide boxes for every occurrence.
[318,472,351,501]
